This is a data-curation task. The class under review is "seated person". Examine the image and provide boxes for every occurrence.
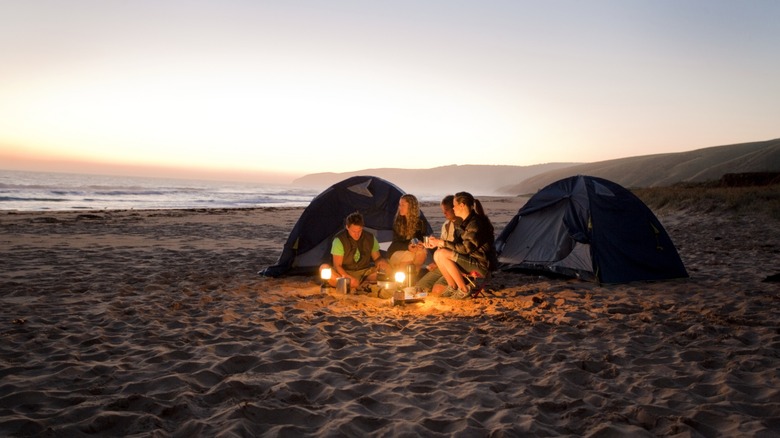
[320,211,389,289]
[417,195,461,292]
[429,192,496,299]
[386,194,429,275]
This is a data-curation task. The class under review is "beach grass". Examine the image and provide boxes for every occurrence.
[633,183,780,220]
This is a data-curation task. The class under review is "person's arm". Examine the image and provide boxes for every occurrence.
[414,219,427,241]
[332,255,350,279]
[407,239,425,252]
[370,236,389,271]
[443,219,477,255]
[334,255,361,288]
[406,220,426,252]
[331,238,356,283]
[372,251,390,272]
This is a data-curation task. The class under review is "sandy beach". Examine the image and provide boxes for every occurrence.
[1,197,779,437]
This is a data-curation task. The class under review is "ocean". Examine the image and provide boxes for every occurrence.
[0,170,318,211]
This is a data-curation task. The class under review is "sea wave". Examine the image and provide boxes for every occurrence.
[0,196,68,203]
[0,170,316,211]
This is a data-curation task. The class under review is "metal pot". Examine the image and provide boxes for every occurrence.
[336,277,350,294]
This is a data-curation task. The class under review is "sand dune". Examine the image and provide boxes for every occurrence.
[1,199,779,436]
[506,138,780,194]
[291,138,780,197]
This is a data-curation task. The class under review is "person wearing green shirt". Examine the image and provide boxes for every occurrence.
[320,212,389,289]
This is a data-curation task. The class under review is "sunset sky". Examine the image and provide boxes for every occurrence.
[1,1,778,183]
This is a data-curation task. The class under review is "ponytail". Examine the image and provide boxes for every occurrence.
[474,199,486,217]
[473,198,494,235]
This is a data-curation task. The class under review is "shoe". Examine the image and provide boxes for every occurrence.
[441,286,457,297]
[450,289,471,300]
[451,286,472,300]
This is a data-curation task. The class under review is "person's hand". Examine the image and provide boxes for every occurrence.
[427,236,442,248]
[376,258,390,272]
[349,276,360,288]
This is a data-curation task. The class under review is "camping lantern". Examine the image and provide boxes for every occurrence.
[320,268,332,292]
[394,271,405,289]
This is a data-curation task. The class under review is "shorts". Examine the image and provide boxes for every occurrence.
[344,267,375,283]
[452,252,488,276]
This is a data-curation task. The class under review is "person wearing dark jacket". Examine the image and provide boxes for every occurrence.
[428,191,496,299]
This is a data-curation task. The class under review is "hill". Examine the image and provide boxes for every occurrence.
[292,163,577,197]
[293,138,780,196]
[505,138,780,194]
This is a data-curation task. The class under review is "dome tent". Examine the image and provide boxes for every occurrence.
[495,175,687,284]
[261,175,432,277]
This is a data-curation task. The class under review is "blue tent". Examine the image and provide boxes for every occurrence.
[495,175,688,283]
[261,175,432,277]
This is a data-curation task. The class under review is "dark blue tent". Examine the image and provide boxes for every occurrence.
[495,175,688,283]
[261,175,432,277]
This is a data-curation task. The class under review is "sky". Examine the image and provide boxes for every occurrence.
[1,1,779,184]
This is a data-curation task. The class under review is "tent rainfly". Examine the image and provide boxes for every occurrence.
[260,175,432,277]
[495,175,688,284]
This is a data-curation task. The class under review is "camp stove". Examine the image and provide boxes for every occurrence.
[392,287,426,306]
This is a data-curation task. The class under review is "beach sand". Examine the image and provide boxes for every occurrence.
[1,198,779,437]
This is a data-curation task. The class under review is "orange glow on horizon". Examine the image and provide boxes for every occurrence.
[0,148,300,184]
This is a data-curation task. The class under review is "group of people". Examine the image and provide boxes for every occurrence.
[319,191,496,300]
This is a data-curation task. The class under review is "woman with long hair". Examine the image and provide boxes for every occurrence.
[387,194,428,273]
[428,191,496,299]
